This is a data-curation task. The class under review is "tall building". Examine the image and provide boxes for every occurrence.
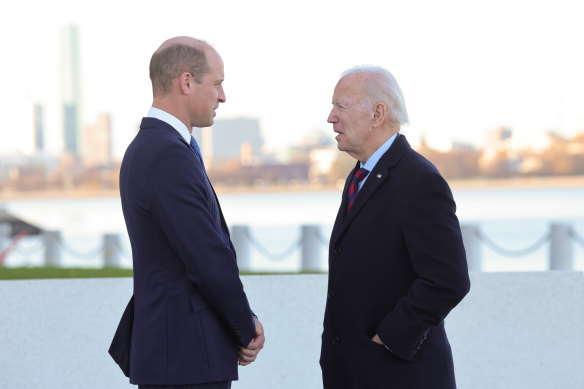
[60,24,82,158]
[33,103,44,152]
[82,113,112,166]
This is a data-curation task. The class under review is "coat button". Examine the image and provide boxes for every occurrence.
[332,336,340,345]
[333,247,342,255]
[327,291,335,300]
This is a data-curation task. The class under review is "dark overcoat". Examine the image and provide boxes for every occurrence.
[320,134,470,389]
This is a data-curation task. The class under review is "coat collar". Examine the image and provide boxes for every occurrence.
[140,117,190,149]
[331,134,412,244]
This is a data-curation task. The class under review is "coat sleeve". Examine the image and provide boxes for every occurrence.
[376,171,470,361]
[147,145,255,347]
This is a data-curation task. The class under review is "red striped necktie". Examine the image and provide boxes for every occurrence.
[346,167,369,213]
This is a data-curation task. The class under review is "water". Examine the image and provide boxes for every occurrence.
[2,186,584,271]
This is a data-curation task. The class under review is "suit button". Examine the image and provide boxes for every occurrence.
[332,336,340,345]
[333,247,342,255]
[327,291,335,300]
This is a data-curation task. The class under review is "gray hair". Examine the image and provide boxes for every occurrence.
[341,66,409,126]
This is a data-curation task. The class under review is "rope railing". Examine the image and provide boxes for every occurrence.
[113,237,133,259]
[5,234,133,262]
[314,228,330,247]
[1,223,582,270]
[475,229,551,258]
[244,227,302,261]
[57,237,105,259]
[12,238,45,256]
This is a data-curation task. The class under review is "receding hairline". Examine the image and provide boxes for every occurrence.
[154,36,212,56]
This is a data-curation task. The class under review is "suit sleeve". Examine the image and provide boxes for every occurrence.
[147,145,255,347]
[376,171,470,361]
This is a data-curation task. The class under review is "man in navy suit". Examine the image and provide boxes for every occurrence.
[109,36,264,389]
[320,67,470,389]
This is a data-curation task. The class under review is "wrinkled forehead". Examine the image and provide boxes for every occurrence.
[333,74,366,103]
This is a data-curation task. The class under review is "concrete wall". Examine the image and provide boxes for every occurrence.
[0,272,583,389]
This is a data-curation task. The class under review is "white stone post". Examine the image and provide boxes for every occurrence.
[549,223,573,270]
[231,225,252,272]
[103,233,122,267]
[301,225,322,272]
[44,230,63,267]
[461,223,482,271]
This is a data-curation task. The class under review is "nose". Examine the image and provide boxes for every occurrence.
[218,85,226,103]
[327,108,336,124]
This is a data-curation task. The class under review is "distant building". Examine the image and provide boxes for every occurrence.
[83,113,112,167]
[33,103,44,152]
[479,127,516,177]
[309,147,337,184]
[486,127,512,147]
[0,154,59,185]
[60,24,83,158]
[193,118,264,168]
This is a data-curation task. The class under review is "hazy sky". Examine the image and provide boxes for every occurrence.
[1,0,583,157]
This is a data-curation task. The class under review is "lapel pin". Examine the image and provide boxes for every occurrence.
[377,174,382,178]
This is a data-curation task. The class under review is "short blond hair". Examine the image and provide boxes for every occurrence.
[149,41,209,95]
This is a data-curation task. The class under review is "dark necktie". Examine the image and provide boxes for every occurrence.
[189,135,205,169]
[346,167,369,213]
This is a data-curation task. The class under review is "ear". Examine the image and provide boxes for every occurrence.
[372,103,386,128]
[179,72,192,95]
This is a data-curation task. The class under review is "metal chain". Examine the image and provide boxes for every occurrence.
[476,230,551,257]
[245,228,302,261]
[570,228,584,248]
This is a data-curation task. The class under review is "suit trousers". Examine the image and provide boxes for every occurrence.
[138,382,231,389]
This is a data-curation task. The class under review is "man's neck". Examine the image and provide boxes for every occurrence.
[152,98,190,132]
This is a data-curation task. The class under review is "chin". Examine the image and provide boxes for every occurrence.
[200,119,214,128]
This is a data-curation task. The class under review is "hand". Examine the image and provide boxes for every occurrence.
[238,317,265,366]
[371,334,383,345]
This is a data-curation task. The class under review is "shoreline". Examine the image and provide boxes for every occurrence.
[1,175,584,200]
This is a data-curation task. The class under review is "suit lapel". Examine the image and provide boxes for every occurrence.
[331,134,411,245]
[330,162,359,242]
[141,118,236,257]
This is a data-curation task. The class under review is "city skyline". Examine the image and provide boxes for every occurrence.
[1,0,583,159]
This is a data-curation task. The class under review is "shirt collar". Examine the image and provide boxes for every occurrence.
[361,133,399,171]
[147,107,192,144]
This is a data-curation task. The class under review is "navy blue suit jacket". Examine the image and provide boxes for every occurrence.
[109,118,255,385]
[320,135,470,389]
